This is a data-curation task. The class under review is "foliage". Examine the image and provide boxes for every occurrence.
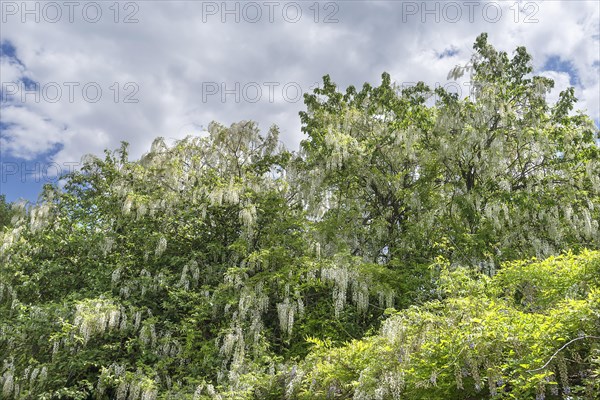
[298,33,599,271]
[0,194,15,231]
[0,122,394,399]
[293,251,600,399]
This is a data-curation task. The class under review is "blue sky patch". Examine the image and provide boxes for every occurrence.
[437,47,459,59]
[542,55,580,86]
[0,40,24,66]
[0,142,68,203]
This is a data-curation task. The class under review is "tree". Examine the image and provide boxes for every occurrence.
[431,33,600,266]
[0,121,396,399]
[0,194,15,230]
[298,33,599,273]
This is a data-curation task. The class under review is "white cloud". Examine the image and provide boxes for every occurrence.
[0,57,25,84]
[0,105,66,159]
[539,71,573,105]
[0,0,598,176]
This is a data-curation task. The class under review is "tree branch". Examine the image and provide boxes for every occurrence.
[526,335,600,373]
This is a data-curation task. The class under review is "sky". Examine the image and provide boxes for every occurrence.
[1,0,599,202]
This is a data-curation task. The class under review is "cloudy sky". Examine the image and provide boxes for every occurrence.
[1,0,599,202]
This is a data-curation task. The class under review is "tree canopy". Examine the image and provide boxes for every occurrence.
[1,33,599,400]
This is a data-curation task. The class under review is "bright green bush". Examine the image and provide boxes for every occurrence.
[293,251,600,399]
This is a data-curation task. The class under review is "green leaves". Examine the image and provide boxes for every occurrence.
[297,251,600,399]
